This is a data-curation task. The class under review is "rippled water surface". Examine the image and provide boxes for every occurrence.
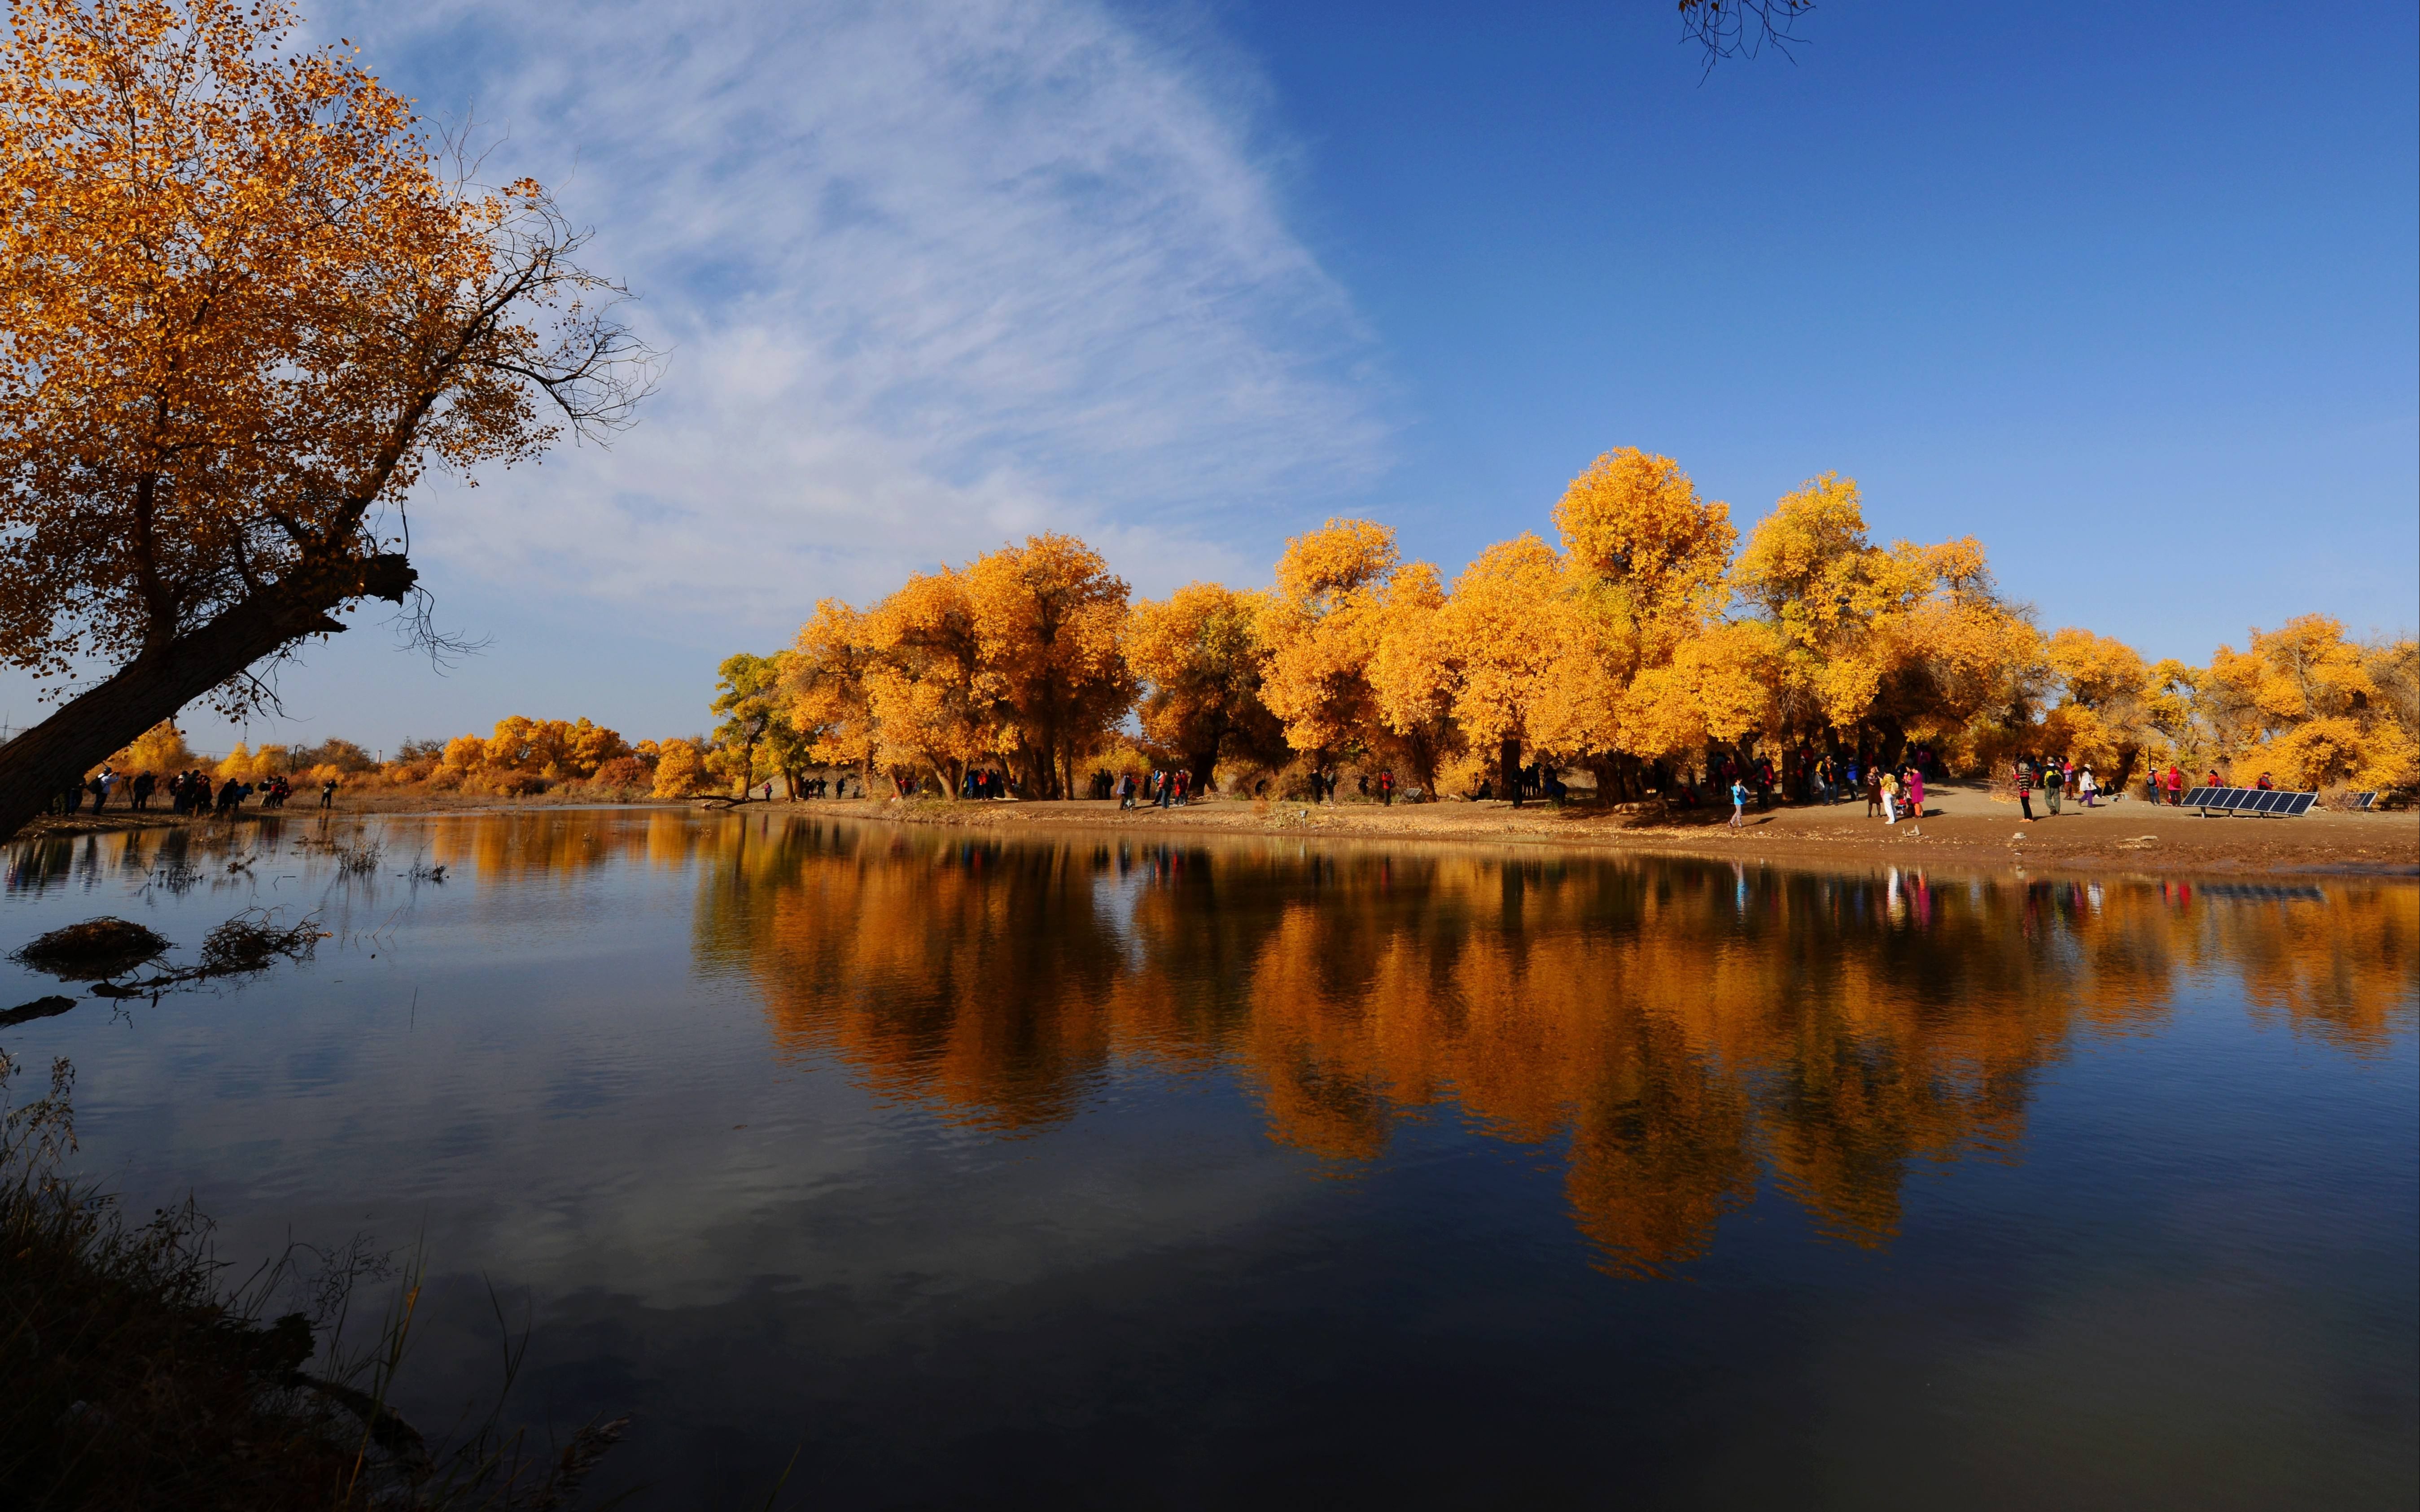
[3,810,2414,1509]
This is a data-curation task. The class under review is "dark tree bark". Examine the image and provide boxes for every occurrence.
[1501,736,1523,809]
[0,552,415,839]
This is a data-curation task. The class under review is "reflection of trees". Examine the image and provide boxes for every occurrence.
[684,826,2417,1273]
[422,811,689,883]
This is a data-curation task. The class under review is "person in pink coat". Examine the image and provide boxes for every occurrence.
[1904,766,1925,818]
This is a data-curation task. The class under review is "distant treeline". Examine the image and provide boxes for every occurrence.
[88,451,2420,807]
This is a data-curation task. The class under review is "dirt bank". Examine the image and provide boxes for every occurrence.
[802,782,2419,881]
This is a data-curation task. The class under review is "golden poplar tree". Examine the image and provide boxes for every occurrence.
[865,568,997,797]
[1435,535,1571,805]
[784,599,882,787]
[1255,519,1399,777]
[2199,616,2419,789]
[966,534,1133,799]
[1551,449,1737,793]
[1365,561,1461,794]
[1727,472,2044,776]
[0,0,646,839]
[1127,581,1285,790]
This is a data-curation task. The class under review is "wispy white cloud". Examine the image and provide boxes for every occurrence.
[315,0,1392,624]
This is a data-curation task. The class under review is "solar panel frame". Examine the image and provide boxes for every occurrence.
[2183,786,2212,807]
[2254,791,2289,814]
[2219,788,2256,812]
[2283,792,2316,816]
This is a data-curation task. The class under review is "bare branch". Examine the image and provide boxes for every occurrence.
[386,585,492,673]
[1678,0,1816,72]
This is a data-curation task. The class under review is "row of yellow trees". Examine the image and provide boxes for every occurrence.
[87,450,2416,806]
[740,450,2417,801]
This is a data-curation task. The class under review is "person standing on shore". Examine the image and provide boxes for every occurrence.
[2044,761,2062,815]
[1864,767,1883,819]
[1905,766,1924,818]
[2079,766,2098,807]
[1881,769,1900,824]
[1729,777,1748,829]
[2016,758,2035,821]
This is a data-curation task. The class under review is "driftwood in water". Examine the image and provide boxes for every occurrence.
[88,911,325,998]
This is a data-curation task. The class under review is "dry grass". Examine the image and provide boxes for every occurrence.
[0,1056,631,1510]
[197,912,325,978]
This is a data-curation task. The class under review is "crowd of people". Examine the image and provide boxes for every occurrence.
[2129,762,2281,808]
[53,765,341,819]
[1114,769,1198,808]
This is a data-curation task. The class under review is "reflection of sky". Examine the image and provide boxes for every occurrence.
[1,813,2413,1508]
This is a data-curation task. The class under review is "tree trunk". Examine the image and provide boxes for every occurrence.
[1500,737,1523,808]
[1187,747,1219,795]
[0,554,414,841]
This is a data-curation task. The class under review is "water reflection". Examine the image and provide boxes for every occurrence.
[657,819,2418,1276]
[8,813,2410,1281]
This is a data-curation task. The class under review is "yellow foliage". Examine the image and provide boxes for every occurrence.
[1365,561,1464,787]
[0,0,630,767]
[106,720,194,775]
[1256,520,1400,765]
[753,455,2406,800]
[651,738,711,798]
[2191,618,2416,793]
[213,742,277,782]
[1128,581,1282,779]
[1553,448,1735,631]
[864,566,994,790]
[1438,534,1571,754]
[965,533,1133,796]
[786,599,880,771]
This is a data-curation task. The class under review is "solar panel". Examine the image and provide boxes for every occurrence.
[2219,788,2256,811]
[2254,791,2289,814]
[2182,786,2212,807]
[2236,789,2270,812]
[2283,792,2315,816]
[2345,791,2377,811]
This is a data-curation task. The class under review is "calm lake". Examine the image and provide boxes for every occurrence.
[2,809,2413,1509]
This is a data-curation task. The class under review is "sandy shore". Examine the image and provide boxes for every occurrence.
[807,782,2420,880]
[15,782,2415,880]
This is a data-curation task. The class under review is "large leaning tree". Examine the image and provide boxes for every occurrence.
[0,0,646,839]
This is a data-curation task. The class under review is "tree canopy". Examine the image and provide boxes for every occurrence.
[0,0,647,837]
[732,448,2415,805]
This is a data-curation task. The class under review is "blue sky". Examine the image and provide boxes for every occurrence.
[8,0,2411,754]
